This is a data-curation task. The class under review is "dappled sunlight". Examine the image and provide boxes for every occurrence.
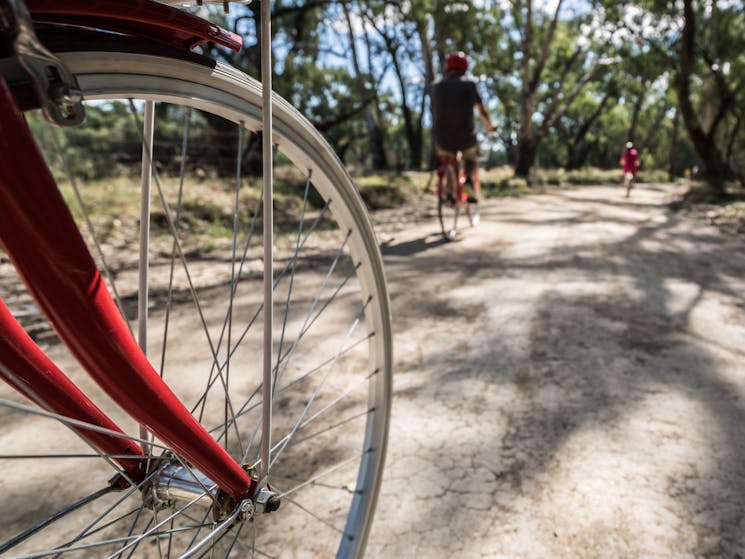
[369,183,745,557]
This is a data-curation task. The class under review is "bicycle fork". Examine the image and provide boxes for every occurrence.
[0,0,282,528]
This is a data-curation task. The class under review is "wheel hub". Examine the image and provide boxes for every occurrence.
[145,459,280,522]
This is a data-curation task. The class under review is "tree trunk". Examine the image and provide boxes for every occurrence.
[627,87,644,142]
[417,16,437,170]
[391,51,421,169]
[203,112,246,177]
[566,141,591,170]
[344,4,387,170]
[565,90,611,169]
[676,0,731,194]
[668,105,680,181]
[515,138,537,178]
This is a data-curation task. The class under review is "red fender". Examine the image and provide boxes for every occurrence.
[26,0,242,51]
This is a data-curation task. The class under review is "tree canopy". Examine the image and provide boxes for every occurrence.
[56,1,745,192]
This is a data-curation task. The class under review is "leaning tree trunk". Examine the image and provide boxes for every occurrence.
[565,91,612,169]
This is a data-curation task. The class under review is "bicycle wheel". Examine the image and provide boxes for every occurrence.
[0,29,391,559]
[437,167,461,241]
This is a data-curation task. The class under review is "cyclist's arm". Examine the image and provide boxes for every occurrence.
[476,102,495,132]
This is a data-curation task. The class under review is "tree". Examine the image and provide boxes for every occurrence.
[342,2,389,169]
[556,81,616,169]
[478,0,620,177]
[633,0,745,191]
[359,1,427,169]
[676,0,740,191]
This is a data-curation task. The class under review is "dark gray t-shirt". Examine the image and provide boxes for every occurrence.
[431,74,483,152]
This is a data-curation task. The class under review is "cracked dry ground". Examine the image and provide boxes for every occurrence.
[365,183,745,558]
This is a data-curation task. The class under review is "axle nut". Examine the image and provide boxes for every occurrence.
[265,495,281,512]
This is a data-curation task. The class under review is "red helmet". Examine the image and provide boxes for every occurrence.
[445,51,468,73]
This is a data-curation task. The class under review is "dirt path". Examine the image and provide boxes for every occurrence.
[2,181,744,557]
[365,183,745,558]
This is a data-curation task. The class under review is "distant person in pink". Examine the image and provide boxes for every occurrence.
[621,141,640,178]
[620,141,640,197]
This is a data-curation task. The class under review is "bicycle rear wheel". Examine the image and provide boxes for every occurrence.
[0,31,391,558]
[437,166,462,241]
[437,197,461,241]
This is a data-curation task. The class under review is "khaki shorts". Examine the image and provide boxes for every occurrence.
[436,144,480,165]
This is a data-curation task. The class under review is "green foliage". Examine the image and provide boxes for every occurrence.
[31,0,744,183]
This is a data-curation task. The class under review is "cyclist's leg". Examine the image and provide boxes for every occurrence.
[624,167,635,196]
[462,145,480,202]
[435,147,462,239]
[436,145,457,203]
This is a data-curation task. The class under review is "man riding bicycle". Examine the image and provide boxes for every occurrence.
[431,51,495,202]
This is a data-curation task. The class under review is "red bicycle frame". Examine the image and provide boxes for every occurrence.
[436,153,481,203]
[0,0,253,503]
[436,153,466,203]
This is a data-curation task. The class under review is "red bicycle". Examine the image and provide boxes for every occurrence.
[0,1,391,557]
[436,152,481,240]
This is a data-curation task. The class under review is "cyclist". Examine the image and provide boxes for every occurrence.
[620,141,640,196]
[431,51,495,203]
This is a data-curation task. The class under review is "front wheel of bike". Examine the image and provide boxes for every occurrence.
[0,30,391,559]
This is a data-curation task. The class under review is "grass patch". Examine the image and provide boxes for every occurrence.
[353,166,670,202]
[524,167,670,187]
[55,169,340,256]
[53,165,718,258]
[353,172,423,209]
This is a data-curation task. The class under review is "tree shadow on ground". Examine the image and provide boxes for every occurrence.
[379,189,745,556]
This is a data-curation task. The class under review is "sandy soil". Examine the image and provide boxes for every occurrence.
[364,182,745,558]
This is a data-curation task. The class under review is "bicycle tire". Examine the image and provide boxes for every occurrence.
[437,197,461,241]
[1,31,391,559]
[437,165,461,241]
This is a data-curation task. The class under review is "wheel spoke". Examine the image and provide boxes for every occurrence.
[212,196,333,377]
[191,189,264,423]
[46,125,133,334]
[217,333,371,432]
[273,229,354,389]
[0,397,171,453]
[224,121,247,458]
[269,299,369,469]
[4,47,390,557]
[56,472,160,556]
[104,492,219,559]
[274,172,313,394]
[283,401,371,450]
[172,503,242,559]
[126,100,243,447]
[280,495,344,535]
[0,486,115,556]
[275,453,363,499]
[159,108,192,378]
